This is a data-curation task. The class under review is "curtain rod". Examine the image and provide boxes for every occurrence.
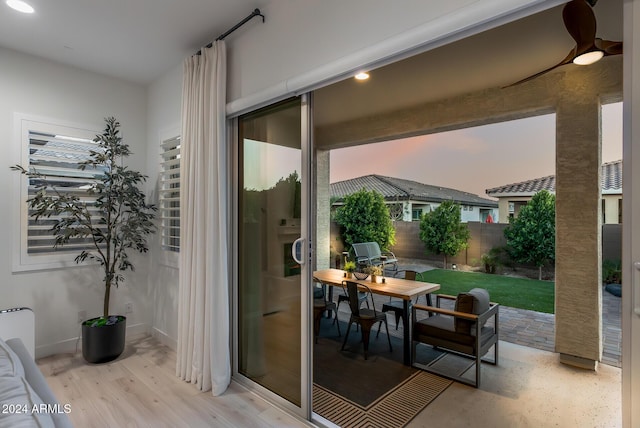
[196,8,265,55]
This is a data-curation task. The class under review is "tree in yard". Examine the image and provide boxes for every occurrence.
[334,189,395,251]
[419,200,470,269]
[503,190,555,280]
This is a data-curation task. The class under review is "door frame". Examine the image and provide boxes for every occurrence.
[230,95,314,420]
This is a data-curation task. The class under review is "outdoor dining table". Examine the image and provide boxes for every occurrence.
[312,268,440,365]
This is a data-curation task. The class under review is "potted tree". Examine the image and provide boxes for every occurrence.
[12,117,156,363]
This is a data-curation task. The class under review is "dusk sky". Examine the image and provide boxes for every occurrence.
[330,102,623,199]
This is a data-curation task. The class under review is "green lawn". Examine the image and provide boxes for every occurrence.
[418,269,555,314]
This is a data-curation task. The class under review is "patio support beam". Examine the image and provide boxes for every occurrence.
[555,89,602,369]
[315,149,331,270]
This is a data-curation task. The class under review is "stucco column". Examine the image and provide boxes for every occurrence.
[315,149,331,270]
[555,93,602,369]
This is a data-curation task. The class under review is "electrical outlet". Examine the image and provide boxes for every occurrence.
[77,310,86,323]
[125,302,133,314]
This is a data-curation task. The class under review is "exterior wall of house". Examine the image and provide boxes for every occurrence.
[496,193,622,224]
[603,194,623,224]
[0,46,150,358]
[494,196,533,223]
[623,3,640,424]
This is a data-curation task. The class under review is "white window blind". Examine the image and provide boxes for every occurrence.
[26,130,105,255]
[159,136,180,252]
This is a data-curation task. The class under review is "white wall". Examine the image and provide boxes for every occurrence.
[0,46,150,357]
[146,63,183,349]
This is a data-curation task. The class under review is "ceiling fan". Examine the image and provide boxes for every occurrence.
[508,0,622,86]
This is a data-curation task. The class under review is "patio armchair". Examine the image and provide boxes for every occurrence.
[411,288,499,387]
[351,242,398,273]
[341,280,392,359]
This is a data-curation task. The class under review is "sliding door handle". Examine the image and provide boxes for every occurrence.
[634,262,640,316]
[292,237,305,266]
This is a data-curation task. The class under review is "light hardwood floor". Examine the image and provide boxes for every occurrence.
[37,331,622,427]
[37,335,309,428]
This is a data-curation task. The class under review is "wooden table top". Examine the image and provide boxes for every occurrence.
[313,268,440,301]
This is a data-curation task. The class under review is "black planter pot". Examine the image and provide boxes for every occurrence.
[82,315,126,363]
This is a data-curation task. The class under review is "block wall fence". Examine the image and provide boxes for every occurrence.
[329,221,622,269]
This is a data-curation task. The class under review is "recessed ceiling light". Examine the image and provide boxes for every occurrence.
[354,72,370,81]
[6,0,34,13]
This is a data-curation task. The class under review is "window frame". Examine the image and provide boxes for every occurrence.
[12,114,101,272]
[157,127,181,268]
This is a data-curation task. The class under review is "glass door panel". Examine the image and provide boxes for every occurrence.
[237,98,307,408]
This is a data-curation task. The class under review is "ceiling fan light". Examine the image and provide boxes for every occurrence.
[5,0,34,13]
[573,50,604,65]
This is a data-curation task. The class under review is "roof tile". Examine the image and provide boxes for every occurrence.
[485,160,622,196]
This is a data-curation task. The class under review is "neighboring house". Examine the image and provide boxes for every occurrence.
[486,160,622,224]
[331,174,499,223]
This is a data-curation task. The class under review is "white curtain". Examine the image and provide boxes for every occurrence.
[176,41,230,396]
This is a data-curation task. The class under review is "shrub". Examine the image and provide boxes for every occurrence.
[334,189,395,251]
[419,200,470,269]
[602,259,622,284]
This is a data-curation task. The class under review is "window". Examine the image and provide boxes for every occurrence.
[412,208,422,221]
[602,199,606,224]
[159,136,181,252]
[618,198,622,224]
[14,116,100,271]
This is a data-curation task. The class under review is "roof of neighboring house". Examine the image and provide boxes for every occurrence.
[331,175,498,207]
[485,160,622,197]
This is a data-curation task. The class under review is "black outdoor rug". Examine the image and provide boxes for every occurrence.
[313,319,455,427]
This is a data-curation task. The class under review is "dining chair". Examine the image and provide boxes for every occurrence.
[312,279,341,343]
[381,270,431,329]
[340,280,392,359]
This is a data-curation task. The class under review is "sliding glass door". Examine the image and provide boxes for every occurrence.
[235,97,312,416]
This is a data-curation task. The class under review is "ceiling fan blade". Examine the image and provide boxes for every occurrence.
[504,48,576,87]
[595,38,623,56]
[562,0,597,52]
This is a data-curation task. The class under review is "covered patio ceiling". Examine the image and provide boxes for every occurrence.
[313,0,623,145]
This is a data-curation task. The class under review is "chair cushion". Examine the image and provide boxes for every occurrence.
[0,376,56,428]
[414,315,496,354]
[0,338,24,378]
[454,288,491,333]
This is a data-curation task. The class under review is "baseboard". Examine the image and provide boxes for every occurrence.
[35,322,150,359]
[152,327,177,351]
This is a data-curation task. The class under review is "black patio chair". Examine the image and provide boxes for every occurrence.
[340,280,392,359]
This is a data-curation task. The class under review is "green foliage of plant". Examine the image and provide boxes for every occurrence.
[602,259,622,284]
[334,189,395,251]
[420,269,555,313]
[343,261,356,272]
[363,265,382,276]
[480,246,510,274]
[504,190,555,280]
[419,200,470,268]
[12,117,156,318]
